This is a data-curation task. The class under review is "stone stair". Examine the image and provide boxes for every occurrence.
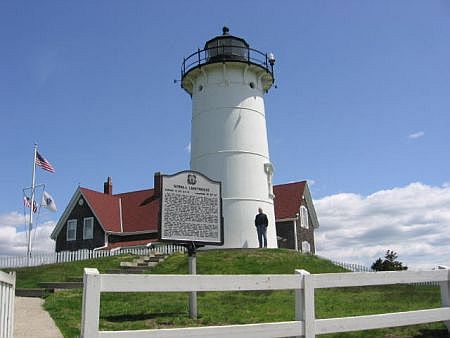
[108,253,167,274]
[15,288,54,298]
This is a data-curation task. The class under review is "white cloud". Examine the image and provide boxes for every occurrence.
[315,182,450,270]
[408,131,425,139]
[185,142,191,153]
[0,211,55,256]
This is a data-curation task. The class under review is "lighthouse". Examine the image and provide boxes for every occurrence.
[181,27,277,248]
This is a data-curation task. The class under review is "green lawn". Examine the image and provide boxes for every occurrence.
[13,249,449,337]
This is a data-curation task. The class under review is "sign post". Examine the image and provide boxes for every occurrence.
[187,243,197,318]
[159,171,223,319]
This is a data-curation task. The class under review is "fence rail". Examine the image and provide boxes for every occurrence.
[80,268,450,338]
[0,270,15,338]
[0,243,186,269]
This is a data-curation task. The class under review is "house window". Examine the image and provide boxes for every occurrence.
[302,241,311,253]
[300,205,309,229]
[67,219,77,241]
[83,217,94,240]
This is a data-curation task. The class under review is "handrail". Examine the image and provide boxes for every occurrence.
[181,45,273,79]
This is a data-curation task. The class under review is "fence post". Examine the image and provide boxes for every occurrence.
[81,268,101,338]
[303,272,315,338]
[440,269,450,332]
[295,269,310,338]
[0,270,15,338]
[9,271,16,338]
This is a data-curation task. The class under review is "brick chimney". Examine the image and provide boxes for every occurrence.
[104,176,113,195]
[154,172,162,197]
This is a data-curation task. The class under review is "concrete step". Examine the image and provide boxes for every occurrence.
[16,288,53,298]
[38,282,83,289]
[121,266,149,273]
[107,268,148,274]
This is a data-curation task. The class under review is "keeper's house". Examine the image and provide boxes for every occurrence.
[51,174,319,253]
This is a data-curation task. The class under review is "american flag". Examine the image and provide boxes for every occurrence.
[35,151,55,173]
[24,196,37,213]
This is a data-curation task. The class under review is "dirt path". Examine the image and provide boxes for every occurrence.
[14,297,63,338]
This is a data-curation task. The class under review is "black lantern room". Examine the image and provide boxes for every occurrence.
[181,27,275,95]
[204,26,250,63]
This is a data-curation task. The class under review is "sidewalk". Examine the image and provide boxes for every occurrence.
[14,297,63,338]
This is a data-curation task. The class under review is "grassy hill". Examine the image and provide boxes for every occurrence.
[13,249,448,337]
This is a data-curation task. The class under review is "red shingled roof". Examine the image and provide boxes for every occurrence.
[273,181,306,220]
[80,188,122,232]
[116,189,160,233]
[80,187,159,233]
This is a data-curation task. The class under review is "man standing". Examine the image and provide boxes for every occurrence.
[254,207,268,248]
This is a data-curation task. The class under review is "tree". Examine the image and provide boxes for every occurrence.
[371,250,408,271]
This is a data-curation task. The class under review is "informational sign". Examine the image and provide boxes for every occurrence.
[160,171,223,246]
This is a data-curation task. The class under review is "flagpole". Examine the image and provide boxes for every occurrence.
[27,144,38,266]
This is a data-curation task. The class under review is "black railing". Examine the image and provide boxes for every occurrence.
[181,45,274,79]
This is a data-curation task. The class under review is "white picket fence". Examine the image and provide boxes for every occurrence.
[0,243,186,269]
[326,258,374,272]
[0,270,15,338]
[80,268,450,338]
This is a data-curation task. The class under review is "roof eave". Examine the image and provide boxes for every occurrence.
[51,187,82,239]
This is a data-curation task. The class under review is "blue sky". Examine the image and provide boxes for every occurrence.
[1,1,449,268]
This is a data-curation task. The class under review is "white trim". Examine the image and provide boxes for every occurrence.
[67,219,77,241]
[83,217,94,240]
[51,188,83,239]
[51,188,112,240]
[94,233,109,251]
[107,230,158,236]
[294,219,299,251]
[303,183,319,228]
[275,217,296,222]
[119,198,123,232]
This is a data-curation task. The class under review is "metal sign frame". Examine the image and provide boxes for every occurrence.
[159,170,224,246]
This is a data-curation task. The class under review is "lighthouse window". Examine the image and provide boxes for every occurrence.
[198,85,203,92]
[249,82,255,89]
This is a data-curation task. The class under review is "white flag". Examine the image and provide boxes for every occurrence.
[42,191,57,212]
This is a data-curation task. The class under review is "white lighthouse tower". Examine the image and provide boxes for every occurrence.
[181,27,277,248]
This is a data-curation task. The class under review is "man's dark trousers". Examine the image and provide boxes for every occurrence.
[256,224,267,248]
